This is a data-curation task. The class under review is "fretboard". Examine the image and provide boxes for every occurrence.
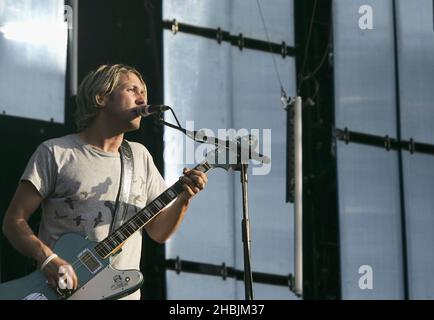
[95,161,212,259]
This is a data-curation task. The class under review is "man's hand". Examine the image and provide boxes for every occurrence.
[41,255,78,290]
[178,168,208,201]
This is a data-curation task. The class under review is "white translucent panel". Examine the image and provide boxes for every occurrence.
[164,33,235,265]
[166,271,236,300]
[232,48,296,279]
[333,0,397,136]
[0,0,67,123]
[396,0,434,145]
[163,0,231,30]
[402,153,434,299]
[231,49,295,129]
[163,32,232,138]
[231,0,294,45]
[337,142,404,299]
[165,169,236,266]
[236,281,296,300]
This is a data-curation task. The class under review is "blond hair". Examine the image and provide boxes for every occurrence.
[75,64,146,131]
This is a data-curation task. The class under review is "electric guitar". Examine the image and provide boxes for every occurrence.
[0,146,232,300]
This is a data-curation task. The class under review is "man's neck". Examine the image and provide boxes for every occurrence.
[79,125,124,153]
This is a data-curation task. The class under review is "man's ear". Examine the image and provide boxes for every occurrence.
[96,94,108,107]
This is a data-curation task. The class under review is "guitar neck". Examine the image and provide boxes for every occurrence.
[95,161,212,259]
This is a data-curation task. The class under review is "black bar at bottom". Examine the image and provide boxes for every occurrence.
[166,258,290,289]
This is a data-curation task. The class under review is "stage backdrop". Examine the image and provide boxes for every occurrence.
[334,0,434,299]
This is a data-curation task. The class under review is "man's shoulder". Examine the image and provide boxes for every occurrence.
[40,134,78,150]
[124,140,152,158]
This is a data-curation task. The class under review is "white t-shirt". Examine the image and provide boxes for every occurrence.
[21,134,167,300]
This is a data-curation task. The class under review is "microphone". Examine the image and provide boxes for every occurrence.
[136,105,170,117]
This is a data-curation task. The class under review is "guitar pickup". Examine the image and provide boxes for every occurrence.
[78,249,103,274]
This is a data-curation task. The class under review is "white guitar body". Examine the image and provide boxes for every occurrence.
[68,265,143,300]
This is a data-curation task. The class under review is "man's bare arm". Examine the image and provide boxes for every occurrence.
[2,181,51,265]
[2,181,78,288]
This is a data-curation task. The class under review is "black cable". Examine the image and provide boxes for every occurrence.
[256,0,285,91]
[302,24,331,81]
[167,106,181,128]
[297,0,318,95]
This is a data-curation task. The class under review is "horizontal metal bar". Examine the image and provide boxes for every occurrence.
[333,128,434,156]
[163,19,297,58]
[166,258,291,289]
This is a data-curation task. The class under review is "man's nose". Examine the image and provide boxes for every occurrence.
[135,95,146,105]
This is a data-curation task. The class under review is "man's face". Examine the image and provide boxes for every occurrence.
[102,72,147,132]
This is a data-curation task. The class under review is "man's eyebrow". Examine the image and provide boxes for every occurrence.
[134,85,146,93]
[124,83,146,92]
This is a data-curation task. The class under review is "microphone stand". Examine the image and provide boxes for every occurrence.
[152,115,267,300]
[240,161,254,300]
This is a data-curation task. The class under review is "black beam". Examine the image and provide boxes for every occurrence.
[333,128,434,156]
[166,258,291,289]
[162,20,297,58]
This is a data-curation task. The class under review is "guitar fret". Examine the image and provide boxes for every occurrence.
[136,215,146,225]
[108,239,117,248]
[154,199,163,210]
[113,233,122,243]
[143,209,153,220]
[124,224,134,234]
[120,225,128,234]
[102,242,111,252]
[136,214,146,224]
[150,203,160,213]
[117,231,125,241]
[167,188,176,198]
[95,245,107,257]
[148,210,155,219]
[119,227,129,238]
[160,192,172,203]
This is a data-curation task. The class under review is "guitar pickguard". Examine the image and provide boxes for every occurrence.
[68,265,143,300]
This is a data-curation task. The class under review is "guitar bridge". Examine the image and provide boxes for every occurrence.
[56,288,74,300]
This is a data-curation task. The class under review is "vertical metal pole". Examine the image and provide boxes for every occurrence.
[294,96,303,297]
[67,0,78,96]
[241,163,254,300]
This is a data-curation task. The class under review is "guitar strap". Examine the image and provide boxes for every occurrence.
[110,140,134,234]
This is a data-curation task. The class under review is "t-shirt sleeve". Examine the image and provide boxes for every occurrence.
[144,151,168,204]
[20,143,57,199]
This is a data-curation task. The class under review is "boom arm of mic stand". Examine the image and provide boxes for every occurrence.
[153,117,270,164]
